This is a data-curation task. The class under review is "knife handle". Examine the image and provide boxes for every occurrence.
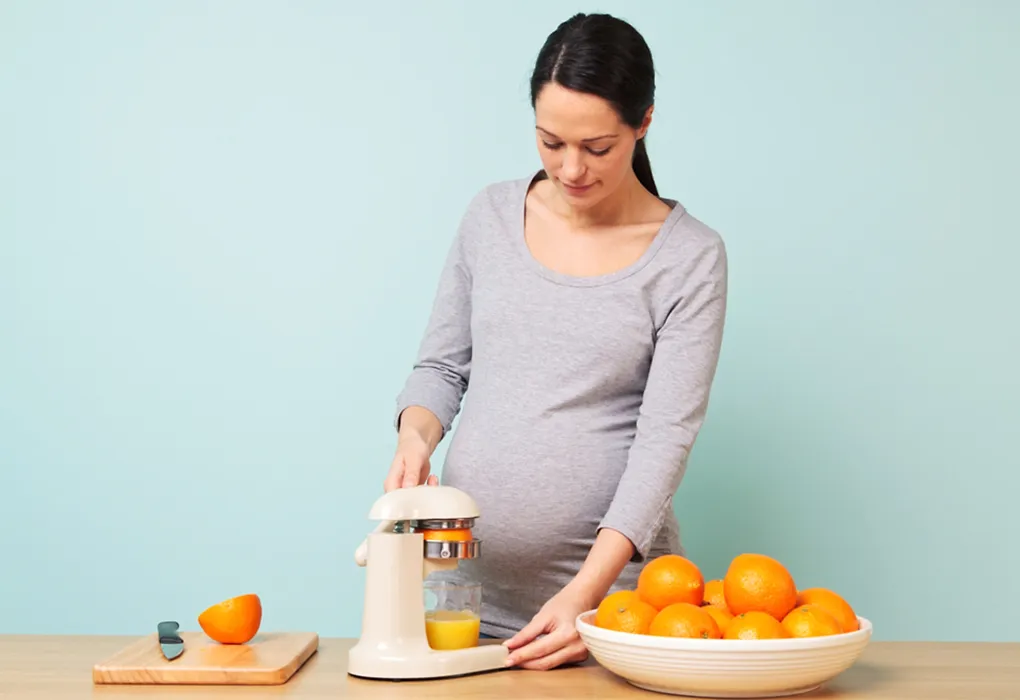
[354,520,396,566]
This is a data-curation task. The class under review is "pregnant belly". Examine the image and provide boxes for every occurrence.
[441,426,630,573]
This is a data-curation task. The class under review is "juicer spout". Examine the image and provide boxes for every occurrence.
[354,520,395,566]
[422,558,459,578]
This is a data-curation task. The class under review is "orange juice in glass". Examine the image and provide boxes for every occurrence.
[423,579,481,650]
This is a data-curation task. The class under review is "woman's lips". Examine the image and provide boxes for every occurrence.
[561,181,594,196]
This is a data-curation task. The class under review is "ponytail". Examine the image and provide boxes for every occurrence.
[632,137,658,196]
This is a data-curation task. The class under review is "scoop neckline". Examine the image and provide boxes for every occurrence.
[514,169,686,288]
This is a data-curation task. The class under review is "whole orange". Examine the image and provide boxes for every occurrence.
[782,604,843,638]
[796,588,859,632]
[198,593,262,644]
[637,555,704,610]
[594,590,658,635]
[703,579,727,610]
[723,611,789,640]
[703,605,734,635]
[648,603,721,639]
[723,553,797,620]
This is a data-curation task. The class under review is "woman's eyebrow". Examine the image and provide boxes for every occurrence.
[536,126,619,142]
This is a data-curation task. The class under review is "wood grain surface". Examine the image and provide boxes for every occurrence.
[1,634,1018,699]
[91,631,318,685]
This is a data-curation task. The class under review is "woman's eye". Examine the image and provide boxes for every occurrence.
[541,141,611,156]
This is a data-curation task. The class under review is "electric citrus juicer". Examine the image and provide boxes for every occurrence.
[347,484,510,680]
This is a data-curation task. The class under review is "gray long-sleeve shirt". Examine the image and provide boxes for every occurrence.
[395,171,727,637]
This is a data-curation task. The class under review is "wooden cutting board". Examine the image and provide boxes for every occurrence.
[92,631,318,685]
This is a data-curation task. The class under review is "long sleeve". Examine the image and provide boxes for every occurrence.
[598,234,728,561]
[394,212,475,436]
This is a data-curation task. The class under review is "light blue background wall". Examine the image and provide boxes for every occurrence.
[2,1,1018,642]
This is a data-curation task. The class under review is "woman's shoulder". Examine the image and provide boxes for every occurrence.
[460,171,537,215]
[449,172,537,242]
[643,202,727,307]
[655,198,726,264]
[445,173,534,259]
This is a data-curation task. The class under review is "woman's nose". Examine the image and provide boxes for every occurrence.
[561,149,586,181]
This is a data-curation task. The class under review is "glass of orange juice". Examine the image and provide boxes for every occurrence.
[423,578,481,650]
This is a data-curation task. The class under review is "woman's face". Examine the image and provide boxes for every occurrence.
[533,82,651,210]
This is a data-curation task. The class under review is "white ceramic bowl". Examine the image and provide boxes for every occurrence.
[575,610,872,698]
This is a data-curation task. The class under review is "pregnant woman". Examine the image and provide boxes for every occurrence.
[385,12,728,670]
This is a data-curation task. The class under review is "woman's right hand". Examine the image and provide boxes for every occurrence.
[384,433,439,492]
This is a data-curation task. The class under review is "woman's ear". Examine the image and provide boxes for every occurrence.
[636,104,654,140]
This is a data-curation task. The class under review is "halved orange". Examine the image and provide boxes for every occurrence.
[419,528,473,542]
[198,593,262,644]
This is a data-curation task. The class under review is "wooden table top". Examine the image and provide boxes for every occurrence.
[2,634,1018,699]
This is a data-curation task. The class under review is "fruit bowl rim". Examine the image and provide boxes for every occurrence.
[575,609,873,652]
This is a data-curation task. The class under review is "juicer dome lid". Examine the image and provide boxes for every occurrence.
[367,484,481,521]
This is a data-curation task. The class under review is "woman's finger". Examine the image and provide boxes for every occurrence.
[401,458,423,488]
[507,628,567,666]
[504,611,548,651]
[383,455,405,492]
[516,639,588,671]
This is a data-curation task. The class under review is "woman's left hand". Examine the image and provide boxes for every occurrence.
[503,583,593,670]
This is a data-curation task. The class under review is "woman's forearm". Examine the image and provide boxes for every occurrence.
[566,527,636,609]
[397,405,444,454]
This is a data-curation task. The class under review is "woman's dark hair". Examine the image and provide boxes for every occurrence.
[530,13,658,196]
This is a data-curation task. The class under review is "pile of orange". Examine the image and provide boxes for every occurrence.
[594,553,859,641]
